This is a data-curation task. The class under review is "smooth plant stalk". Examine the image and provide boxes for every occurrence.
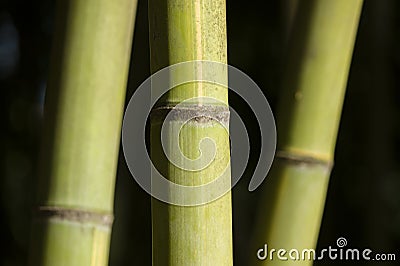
[28,0,137,265]
[282,0,299,39]
[253,0,363,265]
[149,0,233,265]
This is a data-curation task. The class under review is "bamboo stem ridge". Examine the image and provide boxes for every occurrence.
[253,1,363,265]
[28,0,137,265]
[149,0,233,265]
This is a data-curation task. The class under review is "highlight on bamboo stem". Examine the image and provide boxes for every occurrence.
[28,0,137,265]
[252,0,364,265]
[148,0,233,265]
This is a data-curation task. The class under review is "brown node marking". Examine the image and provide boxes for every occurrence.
[33,206,114,226]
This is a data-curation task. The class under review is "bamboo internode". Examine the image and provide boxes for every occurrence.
[149,0,233,265]
[28,0,137,265]
[253,1,364,265]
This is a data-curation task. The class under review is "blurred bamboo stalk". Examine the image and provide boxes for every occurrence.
[28,0,137,265]
[149,0,233,265]
[253,0,363,265]
[282,0,299,40]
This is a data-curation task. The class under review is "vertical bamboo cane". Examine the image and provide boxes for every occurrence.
[149,0,233,265]
[28,0,137,265]
[282,0,299,39]
[253,0,363,265]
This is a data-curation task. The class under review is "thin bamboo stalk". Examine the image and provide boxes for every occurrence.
[28,0,137,265]
[282,0,299,39]
[149,0,233,265]
[253,0,363,265]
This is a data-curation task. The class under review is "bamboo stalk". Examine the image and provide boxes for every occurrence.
[28,0,137,265]
[149,0,233,265]
[282,0,299,39]
[253,1,363,265]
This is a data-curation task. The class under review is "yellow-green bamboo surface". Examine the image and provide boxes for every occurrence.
[149,0,233,265]
[253,1,363,265]
[28,0,137,265]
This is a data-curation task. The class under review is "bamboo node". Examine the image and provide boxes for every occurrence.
[275,150,333,169]
[150,104,230,125]
[33,206,114,226]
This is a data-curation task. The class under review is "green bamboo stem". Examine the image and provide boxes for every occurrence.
[253,1,363,265]
[28,0,137,265]
[149,0,233,265]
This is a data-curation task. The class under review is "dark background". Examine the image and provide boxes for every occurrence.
[0,0,399,265]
